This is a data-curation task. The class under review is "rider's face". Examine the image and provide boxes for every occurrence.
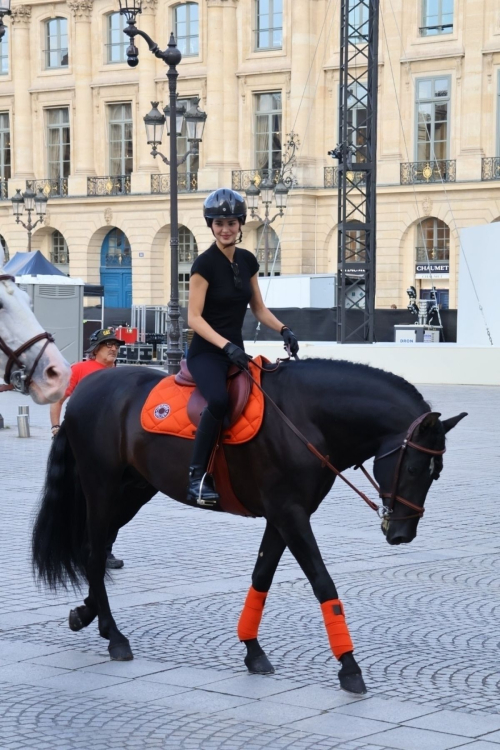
[212,218,241,248]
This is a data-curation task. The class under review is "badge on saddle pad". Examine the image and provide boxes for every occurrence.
[154,403,171,420]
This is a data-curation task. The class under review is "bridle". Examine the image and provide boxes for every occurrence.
[246,356,446,526]
[0,274,55,395]
[357,412,446,525]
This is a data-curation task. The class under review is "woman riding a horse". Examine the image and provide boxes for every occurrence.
[186,188,299,505]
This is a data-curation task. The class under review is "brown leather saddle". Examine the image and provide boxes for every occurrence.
[174,359,251,428]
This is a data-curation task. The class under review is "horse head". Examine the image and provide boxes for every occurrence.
[0,251,70,403]
[374,411,467,546]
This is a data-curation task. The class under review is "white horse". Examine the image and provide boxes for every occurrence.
[0,247,70,403]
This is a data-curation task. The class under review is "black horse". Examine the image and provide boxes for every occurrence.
[32,359,466,694]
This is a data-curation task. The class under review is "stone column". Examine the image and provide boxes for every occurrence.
[457,0,484,181]
[289,0,314,186]
[10,5,34,186]
[131,0,158,194]
[67,0,95,195]
[197,0,239,190]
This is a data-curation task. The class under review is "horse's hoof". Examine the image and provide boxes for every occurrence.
[339,672,367,695]
[68,608,84,632]
[109,640,134,661]
[244,652,275,675]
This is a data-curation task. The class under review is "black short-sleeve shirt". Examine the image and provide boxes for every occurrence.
[188,243,259,357]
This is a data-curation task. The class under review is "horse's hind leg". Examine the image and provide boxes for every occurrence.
[238,522,286,675]
[272,506,366,695]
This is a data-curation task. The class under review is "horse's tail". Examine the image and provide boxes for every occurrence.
[32,423,88,590]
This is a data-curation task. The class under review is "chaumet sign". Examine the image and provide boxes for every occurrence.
[415,262,450,280]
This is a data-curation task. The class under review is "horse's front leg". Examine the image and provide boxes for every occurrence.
[237,522,286,674]
[272,506,366,695]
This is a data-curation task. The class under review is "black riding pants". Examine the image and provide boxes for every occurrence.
[187,352,230,420]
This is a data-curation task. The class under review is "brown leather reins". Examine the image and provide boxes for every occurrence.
[0,274,55,394]
[246,355,446,523]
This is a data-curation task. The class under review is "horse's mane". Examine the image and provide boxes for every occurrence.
[286,358,427,406]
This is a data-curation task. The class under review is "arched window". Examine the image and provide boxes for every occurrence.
[178,226,198,306]
[174,3,199,57]
[0,235,8,263]
[256,225,280,276]
[416,218,449,262]
[104,228,131,266]
[0,28,9,75]
[50,230,69,267]
[45,18,69,69]
[106,12,127,63]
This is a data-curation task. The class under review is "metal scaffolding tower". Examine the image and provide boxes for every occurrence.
[330,0,380,343]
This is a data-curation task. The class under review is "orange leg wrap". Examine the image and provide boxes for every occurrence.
[237,586,267,641]
[320,599,354,660]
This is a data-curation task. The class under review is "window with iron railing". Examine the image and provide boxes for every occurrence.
[255,92,282,171]
[51,230,69,266]
[416,218,450,261]
[420,0,453,36]
[47,108,70,181]
[178,226,198,306]
[416,77,450,162]
[0,112,10,180]
[108,103,133,176]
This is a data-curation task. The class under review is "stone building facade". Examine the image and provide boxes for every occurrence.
[0,0,499,310]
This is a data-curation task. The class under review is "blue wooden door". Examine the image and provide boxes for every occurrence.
[100,229,132,308]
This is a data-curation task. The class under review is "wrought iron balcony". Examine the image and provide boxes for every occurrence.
[481,158,500,181]
[87,175,131,196]
[151,172,198,194]
[416,247,449,262]
[324,166,367,188]
[0,178,7,200]
[400,160,456,185]
[27,178,68,198]
[232,168,286,191]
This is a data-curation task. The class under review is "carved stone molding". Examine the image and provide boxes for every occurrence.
[455,56,462,86]
[44,211,50,227]
[142,0,158,12]
[68,0,93,19]
[206,0,238,6]
[485,53,493,84]
[104,207,113,225]
[422,198,432,217]
[11,6,31,24]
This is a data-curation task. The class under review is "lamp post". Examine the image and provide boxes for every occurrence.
[118,0,207,375]
[245,179,289,276]
[0,0,11,40]
[11,187,48,253]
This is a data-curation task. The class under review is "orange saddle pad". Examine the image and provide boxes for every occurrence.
[141,356,267,444]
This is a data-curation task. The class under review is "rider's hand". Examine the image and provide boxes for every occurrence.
[281,327,299,356]
[51,425,60,438]
[222,342,251,370]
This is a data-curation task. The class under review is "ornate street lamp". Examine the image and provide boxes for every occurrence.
[119,0,207,374]
[0,0,11,41]
[246,179,289,276]
[11,187,49,253]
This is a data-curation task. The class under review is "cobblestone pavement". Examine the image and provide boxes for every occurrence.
[0,384,499,750]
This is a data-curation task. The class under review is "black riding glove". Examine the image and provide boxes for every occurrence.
[281,327,299,356]
[222,342,251,370]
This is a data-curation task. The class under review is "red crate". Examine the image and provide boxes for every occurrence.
[116,326,138,344]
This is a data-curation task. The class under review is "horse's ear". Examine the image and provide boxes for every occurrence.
[416,412,442,434]
[441,412,468,434]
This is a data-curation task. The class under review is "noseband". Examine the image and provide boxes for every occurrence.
[362,412,446,523]
[0,274,55,395]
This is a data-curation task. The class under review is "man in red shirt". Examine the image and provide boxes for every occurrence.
[49,327,125,569]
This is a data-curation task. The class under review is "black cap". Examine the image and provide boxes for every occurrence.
[86,327,125,353]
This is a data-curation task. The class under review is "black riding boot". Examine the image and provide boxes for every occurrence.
[187,408,222,507]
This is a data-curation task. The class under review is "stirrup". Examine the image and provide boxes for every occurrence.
[197,472,219,508]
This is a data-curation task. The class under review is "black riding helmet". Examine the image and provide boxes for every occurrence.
[203,188,247,227]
